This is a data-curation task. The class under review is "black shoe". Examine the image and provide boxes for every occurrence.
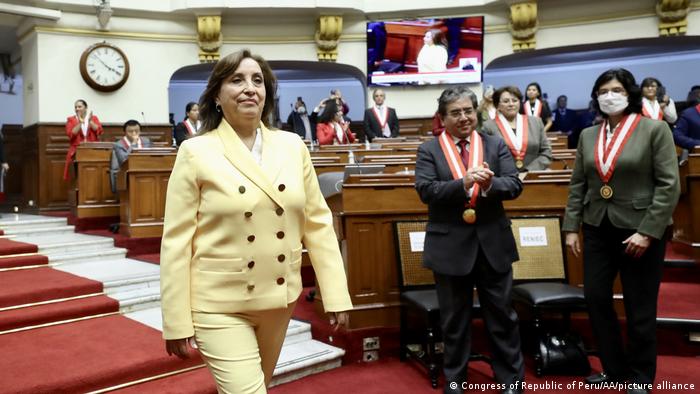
[585,372,610,384]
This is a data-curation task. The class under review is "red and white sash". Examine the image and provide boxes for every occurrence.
[77,113,90,137]
[333,122,348,144]
[372,106,388,129]
[525,99,542,117]
[438,130,484,208]
[641,98,663,120]
[183,119,199,136]
[120,136,143,150]
[494,113,528,162]
[594,113,641,183]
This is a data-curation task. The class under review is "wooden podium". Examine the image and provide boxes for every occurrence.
[117,148,176,238]
[73,142,119,218]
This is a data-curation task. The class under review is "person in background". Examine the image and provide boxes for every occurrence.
[110,119,152,194]
[478,85,497,124]
[551,95,578,135]
[432,111,445,136]
[415,86,525,394]
[417,29,448,73]
[159,49,352,393]
[363,89,399,141]
[640,77,677,124]
[563,68,679,394]
[64,99,103,181]
[572,99,602,149]
[673,85,700,150]
[330,88,349,115]
[316,99,356,145]
[173,102,201,147]
[286,97,316,142]
[521,82,553,132]
[0,128,8,204]
[482,86,552,172]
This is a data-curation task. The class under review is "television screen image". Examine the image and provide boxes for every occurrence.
[367,16,484,86]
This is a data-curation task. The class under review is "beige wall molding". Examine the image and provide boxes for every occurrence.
[197,15,222,62]
[508,0,538,52]
[656,0,691,36]
[315,15,343,62]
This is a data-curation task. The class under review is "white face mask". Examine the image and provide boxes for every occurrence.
[597,92,628,115]
[297,106,306,114]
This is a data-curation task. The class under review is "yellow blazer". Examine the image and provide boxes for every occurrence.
[160,119,353,340]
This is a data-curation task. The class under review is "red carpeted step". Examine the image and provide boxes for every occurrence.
[0,315,203,393]
[113,366,216,394]
[658,282,700,320]
[0,238,38,256]
[0,294,119,332]
[0,267,103,308]
[0,254,49,269]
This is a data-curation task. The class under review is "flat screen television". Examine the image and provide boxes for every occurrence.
[367,16,484,86]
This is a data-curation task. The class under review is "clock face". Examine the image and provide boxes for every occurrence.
[80,43,130,92]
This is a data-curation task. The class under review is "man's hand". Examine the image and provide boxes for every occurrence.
[472,162,494,190]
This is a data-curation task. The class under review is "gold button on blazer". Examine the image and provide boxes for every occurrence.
[160,119,353,340]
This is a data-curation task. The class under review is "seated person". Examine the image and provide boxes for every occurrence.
[673,94,700,150]
[110,119,152,193]
[173,102,201,147]
[316,100,356,145]
[363,89,399,141]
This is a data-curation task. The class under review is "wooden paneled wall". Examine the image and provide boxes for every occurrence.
[7,123,173,211]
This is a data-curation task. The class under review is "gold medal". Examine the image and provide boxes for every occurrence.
[600,184,613,199]
[515,159,524,169]
[462,208,476,224]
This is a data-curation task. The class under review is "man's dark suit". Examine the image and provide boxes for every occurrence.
[363,106,399,141]
[415,132,525,391]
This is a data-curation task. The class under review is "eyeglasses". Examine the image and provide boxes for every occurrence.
[597,87,626,96]
[447,109,474,118]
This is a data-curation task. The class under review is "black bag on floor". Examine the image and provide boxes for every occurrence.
[538,333,590,376]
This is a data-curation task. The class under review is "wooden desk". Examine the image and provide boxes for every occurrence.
[72,142,119,218]
[117,149,176,238]
[313,162,415,175]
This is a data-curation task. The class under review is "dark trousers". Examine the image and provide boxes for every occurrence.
[434,246,524,392]
[582,216,666,384]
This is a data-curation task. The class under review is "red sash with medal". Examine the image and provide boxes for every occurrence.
[641,98,663,120]
[495,113,528,169]
[594,113,641,199]
[438,130,484,223]
[183,120,198,136]
[121,136,143,150]
[525,99,542,117]
[372,106,388,129]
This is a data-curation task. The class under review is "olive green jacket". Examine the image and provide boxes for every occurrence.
[562,116,680,239]
[482,115,552,172]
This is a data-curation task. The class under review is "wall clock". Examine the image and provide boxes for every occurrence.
[79,42,130,92]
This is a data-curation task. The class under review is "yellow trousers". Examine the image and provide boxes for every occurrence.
[192,302,296,394]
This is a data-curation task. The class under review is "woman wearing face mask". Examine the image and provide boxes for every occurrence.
[64,99,103,180]
[521,82,553,132]
[481,85,552,172]
[640,77,677,124]
[160,49,352,393]
[417,28,448,73]
[174,102,201,147]
[562,68,680,393]
[286,98,316,141]
[315,99,356,145]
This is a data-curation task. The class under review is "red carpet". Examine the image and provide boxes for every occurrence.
[0,238,38,256]
[658,282,700,320]
[0,267,103,308]
[0,294,118,331]
[0,315,203,393]
[114,366,216,394]
[0,254,48,269]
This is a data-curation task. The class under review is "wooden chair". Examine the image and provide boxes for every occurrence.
[508,216,588,376]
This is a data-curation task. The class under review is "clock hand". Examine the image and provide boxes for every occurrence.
[95,55,118,74]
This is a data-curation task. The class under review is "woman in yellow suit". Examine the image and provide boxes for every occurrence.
[160,49,353,393]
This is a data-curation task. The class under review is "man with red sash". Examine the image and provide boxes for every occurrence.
[363,89,399,142]
[110,119,152,193]
[415,86,524,394]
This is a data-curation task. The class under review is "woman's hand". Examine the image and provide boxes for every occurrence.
[165,337,195,359]
[328,311,349,331]
[1,163,9,172]
[623,232,651,259]
[565,232,581,258]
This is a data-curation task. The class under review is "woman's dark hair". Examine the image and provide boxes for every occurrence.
[184,101,198,121]
[493,86,523,107]
[640,77,662,89]
[317,99,341,124]
[198,49,277,133]
[427,29,448,48]
[75,99,88,107]
[525,82,542,99]
[590,68,642,118]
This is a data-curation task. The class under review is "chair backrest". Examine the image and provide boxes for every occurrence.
[317,171,344,198]
[393,220,435,291]
[510,216,567,282]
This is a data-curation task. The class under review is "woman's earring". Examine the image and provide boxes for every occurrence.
[216,104,222,113]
